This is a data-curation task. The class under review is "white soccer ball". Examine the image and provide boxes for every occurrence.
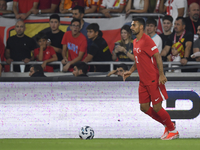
[79,126,94,140]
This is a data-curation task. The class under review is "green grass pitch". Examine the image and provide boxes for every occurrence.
[1,139,200,150]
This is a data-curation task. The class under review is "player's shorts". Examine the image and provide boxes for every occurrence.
[138,81,168,105]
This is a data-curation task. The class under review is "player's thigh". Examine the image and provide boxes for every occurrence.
[139,84,151,104]
[148,82,168,105]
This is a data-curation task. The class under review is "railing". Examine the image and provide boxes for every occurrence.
[1,61,200,72]
[1,13,165,18]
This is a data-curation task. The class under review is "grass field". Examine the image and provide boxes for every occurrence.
[1,139,200,150]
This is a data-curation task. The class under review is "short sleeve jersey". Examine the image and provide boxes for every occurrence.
[133,33,159,85]
[100,0,126,9]
[38,0,60,12]
[61,31,87,61]
[193,38,200,49]
[13,0,39,13]
[34,46,56,72]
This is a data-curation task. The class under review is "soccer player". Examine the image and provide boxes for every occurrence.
[123,18,179,140]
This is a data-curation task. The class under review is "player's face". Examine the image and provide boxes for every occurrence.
[71,21,80,36]
[121,29,129,41]
[162,20,172,32]
[72,9,82,20]
[38,38,47,49]
[87,29,98,40]
[131,21,140,35]
[116,67,125,77]
[73,66,79,77]
[15,21,25,36]
[29,67,35,77]
[49,19,60,32]
[174,19,185,33]
[189,4,199,21]
[197,26,200,37]
[0,0,6,10]
[146,24,156,35]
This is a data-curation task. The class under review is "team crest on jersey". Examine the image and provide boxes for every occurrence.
[134,48,141,53]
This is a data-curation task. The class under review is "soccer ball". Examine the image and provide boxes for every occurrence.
[79,126,94,140]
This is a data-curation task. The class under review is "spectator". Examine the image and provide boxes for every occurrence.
[29,65,46,77]
[72,61,88,77]
[34,32,58,72]
[62,18,87,72]
[46,14,64,72]
[159,0,187,27]
[59,0,85,14]
[100,0,126,18]
[66,5,91,52]
[13,0,39,20]
[185,2,200,42]
[192,24,200,62]
[188,0,200,9]
[83,23,112,72]
[0,0,12,14]
[161,17,194,72]
[112,25,134,61]
[107,63,128,77]
[126,0,149,15]
[85,0,101,14]
[146,17,162,53]
[31,0,60,14]
[0,57,2,77]
[159,15,173,49]
[5,20,37,72]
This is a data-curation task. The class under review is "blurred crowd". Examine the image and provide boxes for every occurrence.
[0,0,200,77]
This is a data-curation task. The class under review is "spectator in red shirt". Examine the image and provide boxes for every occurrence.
[13,0,39,20]
[34,32,58,72]
[61,18,87,72]
[32,0,60,14]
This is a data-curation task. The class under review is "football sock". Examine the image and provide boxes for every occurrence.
[157,108,175,131]
[145,107,164,125]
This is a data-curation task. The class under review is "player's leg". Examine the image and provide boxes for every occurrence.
[150,83,179,140]
[139,84,164,125]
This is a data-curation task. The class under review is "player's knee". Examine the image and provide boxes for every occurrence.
[140,105,149,113]
[153,103,162,112]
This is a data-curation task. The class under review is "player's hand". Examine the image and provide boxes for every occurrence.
[61,58,68,64]
[180,58,187,66]
[159,74,167,85]
[31,8,39,15]
[20,14,27,20]
[123,71,132,81]
[107,70,117,77]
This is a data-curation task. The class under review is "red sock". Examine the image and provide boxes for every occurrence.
[145,107,164,125]
[157,108,175,131]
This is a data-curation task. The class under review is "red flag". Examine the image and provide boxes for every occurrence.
[156,17,163,35]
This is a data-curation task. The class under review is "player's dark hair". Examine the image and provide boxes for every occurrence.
[117,63,128,71]
[36,32,48,41]
[50,14,60,22]
[73,61,88,75]
[86,23,99,32]
[162,15,173,23]
[176,17,186,26]
[71,18,81,25]
[132,17,146,29]
[72,5,85,14]
[146,17,157,27]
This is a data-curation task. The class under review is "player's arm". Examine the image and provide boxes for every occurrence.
[69,51,85,65]
[85,5,97,14]
[158,0,167,13]
[193,48,200,61]
[160,45,171,56]
[123,62,137,81]
[178,8,184,17]
[181,41,192,65]
[153,52,167,85]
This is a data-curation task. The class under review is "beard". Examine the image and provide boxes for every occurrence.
[132,30,140,35]
[192,14,199,21]
[17,32,24,36]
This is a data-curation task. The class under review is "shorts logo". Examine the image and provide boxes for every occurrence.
[155,98,159,101]
[151,46,157,51]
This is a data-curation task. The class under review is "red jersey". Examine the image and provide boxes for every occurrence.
[34,46,56,72]
[38,0,60,13]
[13,0,39,13]
[133,33,159,85]
[61,31,87,62]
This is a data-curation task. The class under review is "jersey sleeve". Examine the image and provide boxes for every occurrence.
[34,48,39,59]
[185,32,193,43]
[49,46,56,55]
[6,38,11,49]
[175,0,186,9]
[120,0,126,5]
[144,37,159,57]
